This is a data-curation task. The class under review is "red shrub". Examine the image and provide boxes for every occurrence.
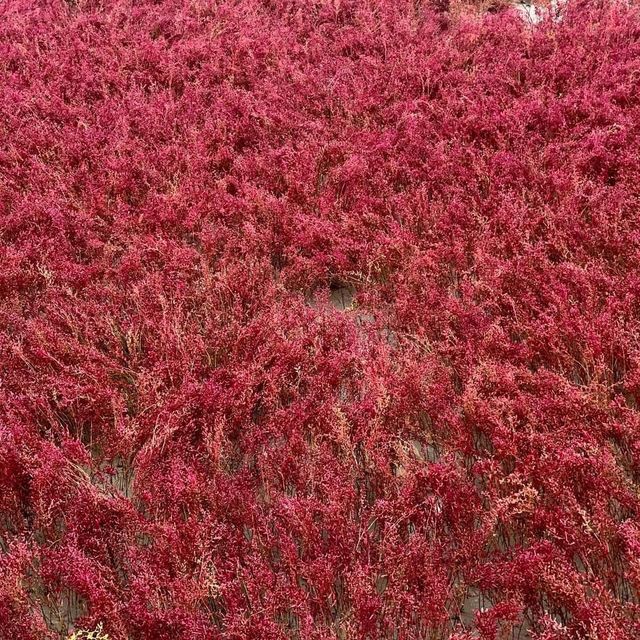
[1,0,640,638]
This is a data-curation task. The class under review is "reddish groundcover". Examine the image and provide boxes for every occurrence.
[2,1,640,638]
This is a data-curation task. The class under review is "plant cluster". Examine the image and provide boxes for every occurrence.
[1,1,640,638]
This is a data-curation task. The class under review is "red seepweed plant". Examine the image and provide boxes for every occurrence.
[2,0,640,638]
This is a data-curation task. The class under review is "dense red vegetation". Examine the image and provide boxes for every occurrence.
[2,1,640,638]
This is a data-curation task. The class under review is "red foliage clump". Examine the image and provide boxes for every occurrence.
[2,1,640,638]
